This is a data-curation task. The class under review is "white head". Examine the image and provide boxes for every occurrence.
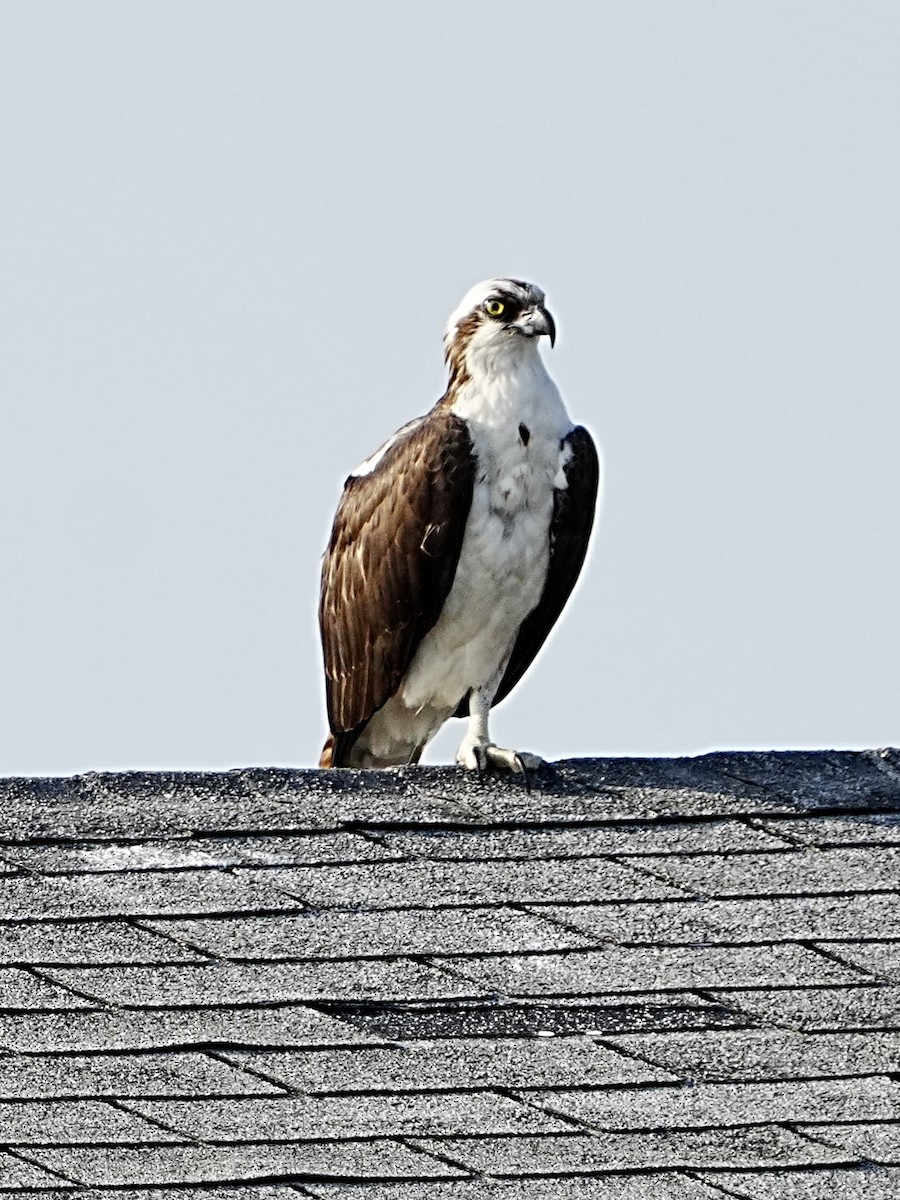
[443,278,556,382]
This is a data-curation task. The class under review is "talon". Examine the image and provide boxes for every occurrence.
[457,740,545,776]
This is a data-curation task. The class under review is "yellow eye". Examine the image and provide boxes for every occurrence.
[484,298,505,317]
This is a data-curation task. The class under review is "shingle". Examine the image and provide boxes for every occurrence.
[0,1003,375,1053]
[43,958,482,1006]
[409,1125,849,1173]
[192,832,402,865]
[756,814,900,848]
[530,1076,900,1129]
[24,1140,466,1185]
[5,751,900,1193]
[0,875,82,919]
[129,1092,569,1140]
[700,1166,900,1199]
[3,750,896,846]
[23,1191,304,1200]
[640,847,900,897]
[311,995,746,1040]
[0,966,94,1011]
[0,919,205,965]
[796,1123,900,1165]
[540,892,900,945]
[830,941,900,982]
[713,984,900,1031]
[21,1191,305,1200]
[0,1098,179,1144]
[377,820,789,862]
[0,1050,284,1099]
[0,1154,71,1187]
[0,768,454,840]
[250,857,683,910]
[1,831,396,872]
[416,756,781,824]
[693,749,900,814]
[0,869,302,921]
[226,1037,676,1093]
[306,1177,731,1199]
[1,840,232,873]
[147,907,590,961]
[604,1028,900,1081]
[441,943,859,996]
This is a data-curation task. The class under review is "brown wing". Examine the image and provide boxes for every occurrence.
[485,425,599,710]
[319,408,475,765]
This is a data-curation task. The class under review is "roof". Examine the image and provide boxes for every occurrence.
[0,749,899,1197]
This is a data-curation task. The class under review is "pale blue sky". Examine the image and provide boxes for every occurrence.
[2,2,898,775]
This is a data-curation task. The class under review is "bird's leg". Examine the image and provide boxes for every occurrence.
[456,685,544,775]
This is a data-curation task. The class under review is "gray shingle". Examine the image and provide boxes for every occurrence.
[306,1177,731,1199]
[148,908,590,961]
[604,1028,900,1081]
[796,1123,900,1165]
[4,751,900,1192]
[700,1166,900,1199]
[1,841,233,873]
[0,919,205,965]
[639,847,900,897]
[24,1140,466,1185]
[713,984,900,1031]
[0,1050,285,1099]
[694,749,900,813]
[251,858,683,910]
[0,768,462,840]
[409,1125,850,1173]
[43,958,483,1006]
[756,814,900,848]
[1,831,397,872]
[529,1076,900,1129]
[829,941,900,982]
[18,1191,305,1200]
[0,869,302,921]
[129,1092,569,1140]
[539,892,900,945]
[441,943,860,996]
[0,1098,179,1144]
[377,820,789,862]
[225,1038,676,1093]
[0,966,94,1010]
[0,1003,375,1053]
[0,1154,72,1187]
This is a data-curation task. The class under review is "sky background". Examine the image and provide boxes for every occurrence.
[2,1,899,777]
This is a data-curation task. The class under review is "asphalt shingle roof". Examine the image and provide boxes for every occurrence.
[0,749,899,1197]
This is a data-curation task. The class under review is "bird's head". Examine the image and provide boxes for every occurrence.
[443,278,556,381]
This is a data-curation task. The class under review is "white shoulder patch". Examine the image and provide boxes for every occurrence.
[350,416,426,478]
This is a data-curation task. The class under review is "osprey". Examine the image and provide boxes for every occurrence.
[319,278,599,772]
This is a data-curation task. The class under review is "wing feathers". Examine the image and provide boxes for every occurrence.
[489,425,600,708]
[319,408,475,760]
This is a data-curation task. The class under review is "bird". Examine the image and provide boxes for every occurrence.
[318,277,599,773]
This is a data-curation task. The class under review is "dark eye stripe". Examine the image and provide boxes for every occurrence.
[484,295,523,322]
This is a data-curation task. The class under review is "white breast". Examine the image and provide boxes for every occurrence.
[350,340,574,766]
[400,355,573,712]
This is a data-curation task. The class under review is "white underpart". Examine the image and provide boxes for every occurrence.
[352,321,574,767]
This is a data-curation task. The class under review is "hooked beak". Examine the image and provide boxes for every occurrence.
[513,304,556,347]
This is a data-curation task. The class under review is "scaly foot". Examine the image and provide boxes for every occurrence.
[456,737,544,775]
